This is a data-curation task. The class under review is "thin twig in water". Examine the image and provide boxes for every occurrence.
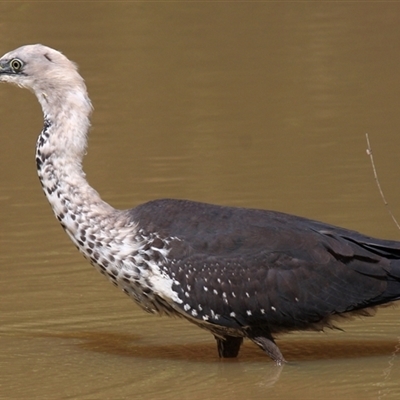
[365,133,400,399]
[365,133,400,231]
[367,135,400,398]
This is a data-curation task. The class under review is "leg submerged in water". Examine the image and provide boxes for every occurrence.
[215,335,244,358]
[249,330,286,365]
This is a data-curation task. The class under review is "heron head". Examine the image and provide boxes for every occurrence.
[0,44,84,94]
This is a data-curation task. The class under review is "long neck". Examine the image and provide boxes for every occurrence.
[35,87,115,240]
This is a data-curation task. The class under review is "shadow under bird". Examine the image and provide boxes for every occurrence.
[2,44,400,365]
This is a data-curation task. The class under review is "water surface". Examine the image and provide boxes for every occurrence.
[1,3,400,399]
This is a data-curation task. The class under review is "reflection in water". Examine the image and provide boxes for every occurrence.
[377,337,400,397]
[23,329,400,364]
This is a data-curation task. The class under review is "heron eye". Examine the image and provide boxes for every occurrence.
[10,58,23,72]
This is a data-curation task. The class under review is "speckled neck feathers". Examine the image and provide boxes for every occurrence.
[35,84,114,234]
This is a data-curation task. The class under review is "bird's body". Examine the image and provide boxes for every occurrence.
[2,44,400,364]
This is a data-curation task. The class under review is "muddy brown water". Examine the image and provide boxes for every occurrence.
[1,3,400,399]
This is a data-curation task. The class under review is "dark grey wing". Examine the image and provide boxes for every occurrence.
[168,227,400,332]
[130,198,400,333]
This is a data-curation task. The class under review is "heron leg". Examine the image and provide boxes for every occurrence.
[215,335,243,358]
[249,333,286,365]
